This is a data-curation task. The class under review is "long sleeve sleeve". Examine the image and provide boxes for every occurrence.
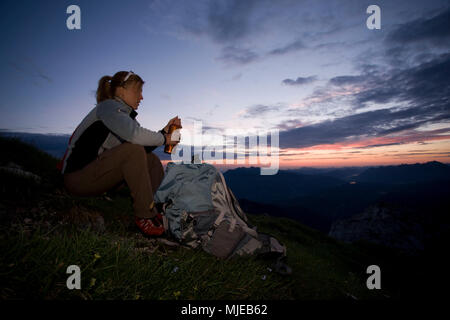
[96,100,165,146]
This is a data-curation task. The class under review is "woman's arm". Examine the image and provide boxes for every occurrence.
[96,100,165,146]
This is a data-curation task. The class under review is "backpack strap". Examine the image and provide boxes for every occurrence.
[229,217,237,232]
[210,172,259,238]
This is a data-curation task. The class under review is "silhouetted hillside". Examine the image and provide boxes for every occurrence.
[0,131,173,161]
[0,131,70,158]
[224,167,344,205]
[356,161,450,184]
[286,167,368,182]
[225,163,450,234]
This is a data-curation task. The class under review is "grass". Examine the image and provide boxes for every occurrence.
[0,223,287,300]
[0,190,392,300]
[0,136,424,300]
[0,216,389,300]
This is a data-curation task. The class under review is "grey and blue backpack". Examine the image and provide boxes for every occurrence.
[154,162,289,268]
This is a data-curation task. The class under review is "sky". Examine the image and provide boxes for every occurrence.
[0,0,449,168]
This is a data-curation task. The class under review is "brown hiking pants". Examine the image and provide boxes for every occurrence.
[63,142,164,218]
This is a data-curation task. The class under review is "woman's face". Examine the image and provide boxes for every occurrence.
[116,82,143,110]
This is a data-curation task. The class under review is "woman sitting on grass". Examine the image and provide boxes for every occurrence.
[58,71,181,237]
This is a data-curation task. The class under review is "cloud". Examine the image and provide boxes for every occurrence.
[276,119,304,130]
[206,104,221,117]
[202,124,225,134]
[385,8,450,46]
[155,0,270,50]
[390,151,450,157]
[354,52,450,108]
[269,39,306,56]
[144,0,355,66]
[211,5,450,151]
[278,151,310,157]
[217,46,259,65]
[160,94,171,101]
[282,76,317,86]
[356,142,405,149]
[278,50,450,149]
[279,104,450,149]
[206,0,261,43]
[146,1,448,70]
[186,116,203,122]
[219,39,308,65]
[283,46,449,135]
[8,56,53,85]
[232,73,242,81]
[380,7,450,68]
[240,104,281,118]
[202,125,221,131]
[329,75,366,86]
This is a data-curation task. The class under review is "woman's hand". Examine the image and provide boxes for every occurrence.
[163,116,182,133]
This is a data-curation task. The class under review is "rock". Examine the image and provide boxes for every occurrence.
[93,215,106,233]
[0,162,42,184]
[329,204,425,254]
[63,206,106,233]
[157,238,180,247]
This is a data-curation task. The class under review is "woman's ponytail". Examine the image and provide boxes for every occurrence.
[96,75,113,103]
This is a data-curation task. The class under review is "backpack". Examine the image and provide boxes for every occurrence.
[154,162,289,266]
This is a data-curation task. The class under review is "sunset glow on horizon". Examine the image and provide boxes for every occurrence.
[160,136,450,169]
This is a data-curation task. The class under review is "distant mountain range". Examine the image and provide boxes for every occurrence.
[355,161,450,184]
[0,131,172,160]
[224,166,345,203]
[284,167,368,182]
[224,162,450,234]
[0,132,70,158]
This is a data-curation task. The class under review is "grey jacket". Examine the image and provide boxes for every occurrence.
[58,97,165,174]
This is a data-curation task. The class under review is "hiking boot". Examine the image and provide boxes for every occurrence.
[135,216,165,236]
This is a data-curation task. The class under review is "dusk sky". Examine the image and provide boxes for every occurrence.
[1,0,449,168]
